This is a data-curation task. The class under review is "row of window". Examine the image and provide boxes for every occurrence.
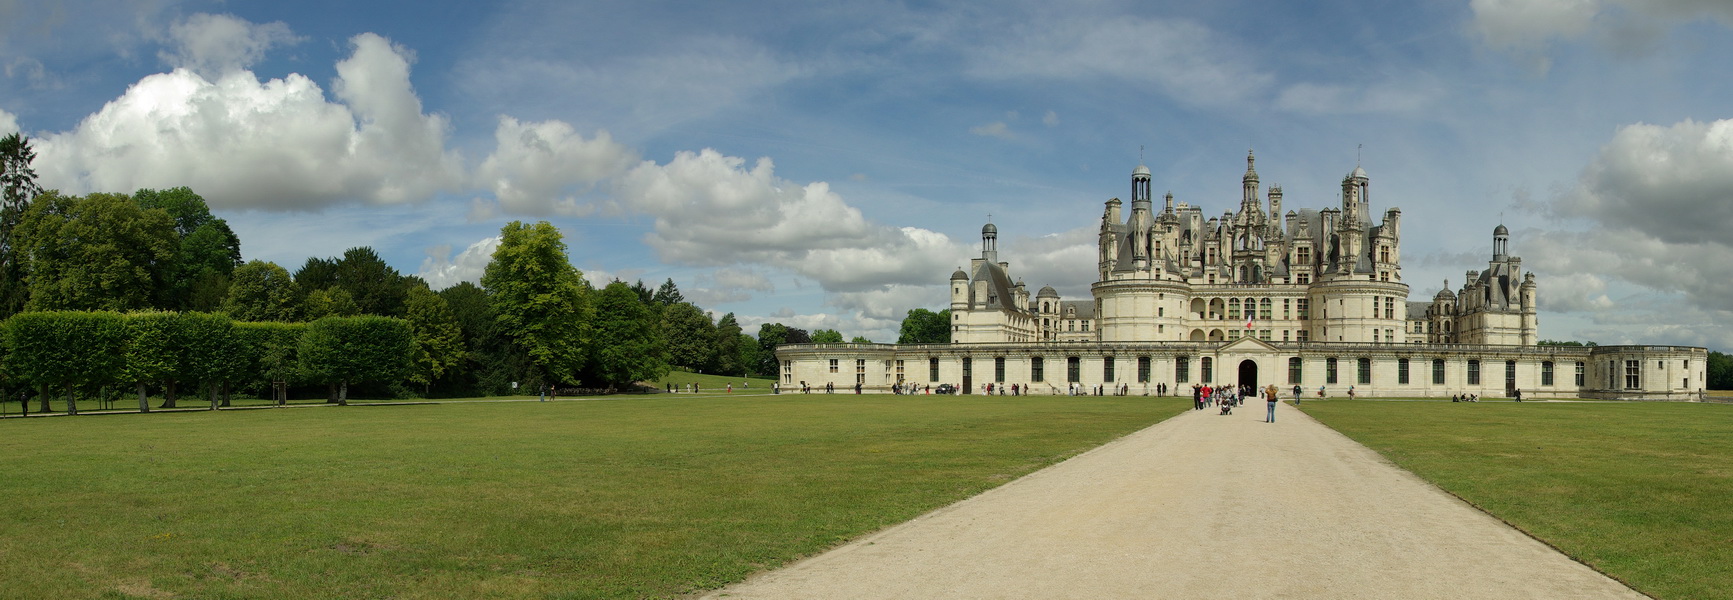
[909,356,1603,387]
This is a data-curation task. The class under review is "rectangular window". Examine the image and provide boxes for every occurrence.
[929,357,939,382]
[1326,358,1339,384]
[1260,299,1272,319]
[1398,358,1410,384]
[857,359,866,385]
[1137,356,1151,383]
[1229,299,1241,320]
[1032,357,1045,382]
[1296,330,1309,342]
[1296,298,1309,320]
[1067,356,1081,383]
[1542,361,1554,386]
[1283,298,1291,319]
[1297,273,1310,285]
[783,360,793,384]
[1259,329,1272,341]
[995,356,1006,382]
[1288,357,1302,384]
[1176,356,1190,383]
[1373,329,1380,343]
[1433,359,1445,385]
[829,359,839,373]
[1575,361,1585,386]
[1357,358,1371,385]
[1104,356,1116,383]
[1468,360,1481,385]
[1506,360,1517,392]
[1202,357,1213,382]
[1385,297,1395,319]
[1625,360,1641,389]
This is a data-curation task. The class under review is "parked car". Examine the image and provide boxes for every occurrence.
[934,383,956,395]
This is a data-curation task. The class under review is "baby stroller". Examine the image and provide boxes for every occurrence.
[1220,397,1233,415]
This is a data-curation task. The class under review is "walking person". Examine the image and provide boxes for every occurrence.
[1266,384,1279,423]
[1292,384,1302,405]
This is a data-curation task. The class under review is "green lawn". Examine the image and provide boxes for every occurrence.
[0,394,1186,599]
[1300,400,1733,599]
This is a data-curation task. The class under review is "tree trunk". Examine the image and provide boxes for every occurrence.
[160,380,178,409]
[137,382,150,413]
[208,383,218,410]
[338,380,348,406]
[276,381,287,406]
[220,381,231,407]
[64,384,76,415]
[38,384,49,413]
[327,383,339,404]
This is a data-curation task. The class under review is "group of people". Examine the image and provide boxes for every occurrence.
[1190,383,1255,411]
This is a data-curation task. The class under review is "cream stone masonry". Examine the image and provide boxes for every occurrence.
[779,153,1709,400]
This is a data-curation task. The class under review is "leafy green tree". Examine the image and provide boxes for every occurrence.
[405,285,464,395]
[811,329,844,343]
[333,247,408,317]
[299,315,413,405]
[660,302,714,370]
[123,312,181,413]
[481,221,591,389]
[16,192,178,311]
[302,287,360,320]
[293,257,339,302]
[4,311,128,415]
[224,260,299,321]
[652,278,684,306]
[1709,351,1732,390]
[850,336,873,344]
[0,133,44,318]
[234,321,305,404]
[586,281,669,389]
[898,308,951,344]
[134,187,241,311]
[710,312,744,376]
[784,327,811,344]
[754,323,788,376]
[629,279,654,306]
[440,281,512,396]
[178,311,239,408]
[133,186,215,237]
[736,332,762,378]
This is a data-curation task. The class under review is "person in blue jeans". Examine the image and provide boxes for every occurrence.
[1265,385,1278,423]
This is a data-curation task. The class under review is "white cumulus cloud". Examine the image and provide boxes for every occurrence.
[34,31,462,210]
[158,13,301,78]
[475,116,638,216]
[418,236,501,290]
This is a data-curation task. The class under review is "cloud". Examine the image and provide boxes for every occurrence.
[1536,272,1615,312]
[34,31,463,210]
[965,17,1272,106]
[474,116,638,216]
[1001,227,1099,298]
[969,121,1013,140]
[1470,0,1733,60]
[0,108,15,135]
[418,235,501,290]
[158,13,301,78]
[1469,0,1601,49]
[1042,110,1059,127]
[1557,118,1733,246]
[613,148,963,293]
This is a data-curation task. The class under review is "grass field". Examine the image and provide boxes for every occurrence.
[1300,400,1733,599]
[0,393,1187,599]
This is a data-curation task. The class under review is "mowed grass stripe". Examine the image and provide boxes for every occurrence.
[1301,400,1733,600]
[0,394,1187,599]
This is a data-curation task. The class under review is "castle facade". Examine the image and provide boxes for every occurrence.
[778,154,1707,400]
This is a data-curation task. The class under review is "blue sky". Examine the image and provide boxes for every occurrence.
[3,0,1732,351]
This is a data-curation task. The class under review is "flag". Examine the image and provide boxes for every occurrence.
[1245,317,1254,329]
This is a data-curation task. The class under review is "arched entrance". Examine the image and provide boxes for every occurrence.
[1239,359,1258,390]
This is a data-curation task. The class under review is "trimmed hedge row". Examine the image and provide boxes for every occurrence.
[1,311,410,414]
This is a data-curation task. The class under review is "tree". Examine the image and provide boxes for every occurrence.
[0,133,44,317]
[710,313,744,376]
[784,328,811,345]
[302,287,360,320]
[652,278,684,306]
[405,284,464,395]
[123,312,180,413]
[179,311,239,409]
[1709,351,1732,390]
[811,329,844,343]
[586,281,670,389]
[333,247,408,317]
[224,260,299,321]
[660,302,715,370]
[133,186,215,237]
[4,311,128,415]
[233,321,304,405]
[898,308,951,344]
[754,323,789,376]
[481,221,591,389]
[299,315,413,405]
[850,336,873,344]
[16,192,179,311]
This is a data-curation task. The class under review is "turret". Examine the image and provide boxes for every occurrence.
[950,267,969,312]
[1129,165,1154,271]
[1492,224,1509,261]
[1520,272,1538,346]
[981,222,998,264]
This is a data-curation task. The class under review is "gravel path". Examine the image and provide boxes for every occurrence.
[704,400,1646,599]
